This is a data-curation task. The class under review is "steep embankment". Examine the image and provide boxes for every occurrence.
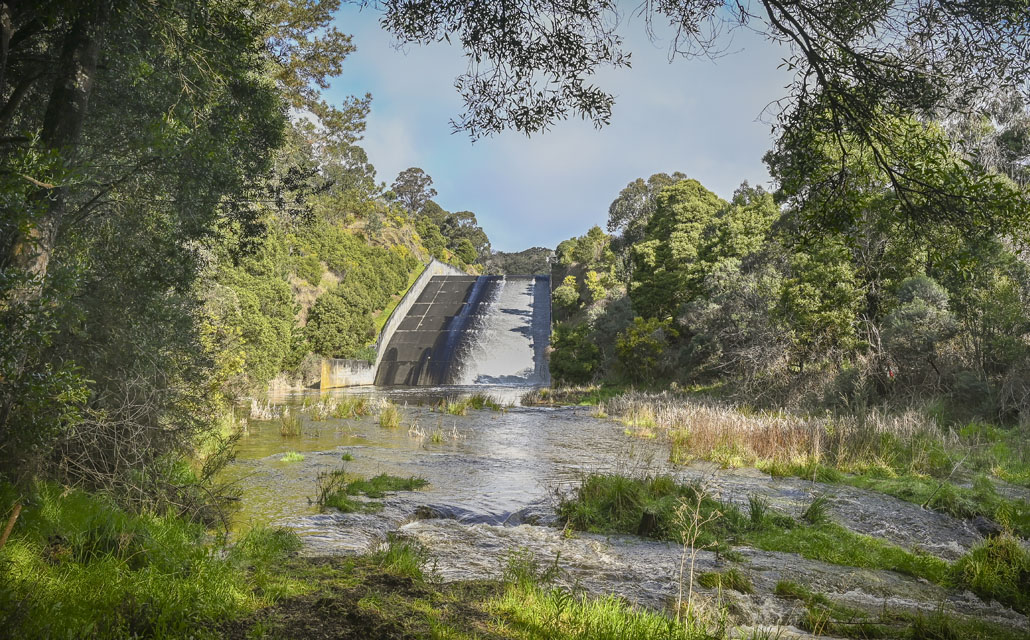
[206,214,481,395]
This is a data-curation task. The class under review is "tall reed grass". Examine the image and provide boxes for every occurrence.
[602,392,950,476]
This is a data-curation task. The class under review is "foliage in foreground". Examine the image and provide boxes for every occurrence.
[599,391,1030,536]
[557,473,1021,591]
[0,483,301,639]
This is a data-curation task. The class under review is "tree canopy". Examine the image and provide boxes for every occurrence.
[372,0,1030,232]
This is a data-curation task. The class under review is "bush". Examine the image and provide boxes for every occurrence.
[305,292,375,358]
[294,253,324,285]
[883,276,957,383]
[553,275,580,312]
[615,317,678,383]
[550,323,603,385]
[951,534,1030,613]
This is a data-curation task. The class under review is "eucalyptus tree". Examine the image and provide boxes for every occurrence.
[391,167,437,214]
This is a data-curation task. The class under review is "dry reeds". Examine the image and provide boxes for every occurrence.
[378,402,401,429]
[602,391,949,474]
[278,407,302,437]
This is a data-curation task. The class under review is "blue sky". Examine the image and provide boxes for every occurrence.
[327,5,794,252]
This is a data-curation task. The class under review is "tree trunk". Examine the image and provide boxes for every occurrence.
[0,2,12,98]
[6,1,109,291]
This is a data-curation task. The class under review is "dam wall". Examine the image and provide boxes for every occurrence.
[320,259,466,390]
[375,274,551,387]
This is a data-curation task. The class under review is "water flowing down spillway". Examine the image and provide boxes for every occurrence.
[375,275,550,386]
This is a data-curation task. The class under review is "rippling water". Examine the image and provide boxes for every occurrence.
[218,386,1025,629]
[222,386,647,541]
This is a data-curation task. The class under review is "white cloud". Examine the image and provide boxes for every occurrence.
[330,5,793,251]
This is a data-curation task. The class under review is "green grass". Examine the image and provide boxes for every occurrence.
[696,568,753,594]
[369,534,431,580]
[521,385,631,407]
[319,471,429,513]
[763,462,1030,537]
[558,473,950,584]
[280,451,304,462]
[774,580,888,638]
[773,580,1028,639]
[332,396,371,419]
[0,483,302,639]
[220,538,734,640]
[344,473,429,498]
[749,522,950,584]
[951,534,1030,614]
[490,548,724,640]
[378,402,402,428]
[440,393,504,416]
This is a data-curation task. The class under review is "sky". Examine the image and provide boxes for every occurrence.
[327,5,795,252]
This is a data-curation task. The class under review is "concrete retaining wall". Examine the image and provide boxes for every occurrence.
[320,258,467,389]
[320,358,375,390]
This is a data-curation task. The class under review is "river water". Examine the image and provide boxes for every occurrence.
[220,386,1027,633]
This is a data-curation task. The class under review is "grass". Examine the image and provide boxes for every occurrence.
[378,401,402,428]
[748,522,950,584]
[600,391,1030,534]
[521,385,631,407]
[558,473,951,584]
[774,580,888,638]
[331,396,371,419]
[280,451,304,462]
[0,482,302,639]
[316,469,429,514]
[439,393,504,415]
[278,411,301,437]
[773,580,1027,639]
[696,568,753,594]
[950,534,1030,614]
[219,536,743,640]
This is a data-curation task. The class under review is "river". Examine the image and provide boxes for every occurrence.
[219,386,1028,633]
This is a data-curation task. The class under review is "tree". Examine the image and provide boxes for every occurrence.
[0,0,361,494]
[616,317,678,383]
[608,172,688,246]
[372,0,1030,231]
[306,292,375,359]
[455,237,477,264]
[776,237,862,368]
[883,276,958,382]
[440,210,491,260]
[391,167,437,214]
[550,323,602,384]
[553,275,580,313]
[630,179,726,319]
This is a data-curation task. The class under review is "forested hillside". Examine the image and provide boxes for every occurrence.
[550,108,1030,425]
[0,0,487,502]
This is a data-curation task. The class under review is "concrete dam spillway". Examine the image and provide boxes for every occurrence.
[375,275,551,386]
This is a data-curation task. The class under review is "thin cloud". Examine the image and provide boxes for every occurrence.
[329,5,792,251]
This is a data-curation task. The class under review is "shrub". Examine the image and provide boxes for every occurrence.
[553,275,581,312]
[951,534,1030,613]
[294,253,324,285]
[615,317,678,382]
[550,322,602,385]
